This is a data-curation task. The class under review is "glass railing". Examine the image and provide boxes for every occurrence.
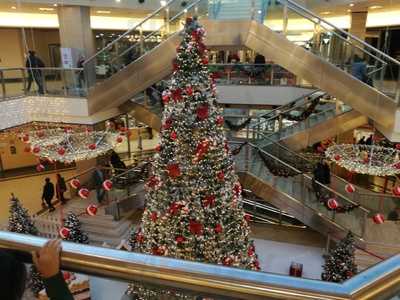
[0,231,399,300]
[0,67,85,100]
[235,143,370,238]
[83,0,208,89]
[266,0,400,102]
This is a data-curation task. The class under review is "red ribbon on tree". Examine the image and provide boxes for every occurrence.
[171,88,183,102]
[167,163,181,178]
[196,105,209,120]
[189,220,203,236]
[203,195,216,207]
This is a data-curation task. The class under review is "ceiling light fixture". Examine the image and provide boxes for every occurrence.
[320,11,331,15]
[349,3,354,7]
[369,5,383,9]
[53,3,58,7]
[11,6,17,9]
[39,7,55,11]
[160,0,167,7]
[96,10,111,14]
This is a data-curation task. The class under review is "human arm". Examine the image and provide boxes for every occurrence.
[32,240,74,300]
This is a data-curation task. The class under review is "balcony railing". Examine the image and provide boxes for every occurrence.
[0,231,399,300]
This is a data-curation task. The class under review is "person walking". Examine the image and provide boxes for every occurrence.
[26,50,45,94]
[313,159,331,201]
[56,174,67,205]
[351,54,367,83]
[92,166,105,203]
[42,178,55,211]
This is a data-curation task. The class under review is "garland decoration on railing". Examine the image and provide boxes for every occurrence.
[257,150,299,177]
[231,142,248,156]
[224,117,252,131]
[282,96,321,122]
[311,181,360,214]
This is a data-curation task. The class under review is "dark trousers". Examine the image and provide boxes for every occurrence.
[27,70,44,94]
[96,187,105,203]
[44,198,54,209]
[58,192,66,204]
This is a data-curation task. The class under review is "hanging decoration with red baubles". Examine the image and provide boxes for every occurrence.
[59,227,71,239]
[70,179,81,189]
[36,164,45,172]
[326,144,400,176]
[345,184,356,194]
[78,188,90,199]
[372,213,385,224]
[86,204,98,216]
[327,198,339,210]
[102,179,113,191]
[392,186,400,196]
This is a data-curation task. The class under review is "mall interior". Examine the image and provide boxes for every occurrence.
[0,0,399,299]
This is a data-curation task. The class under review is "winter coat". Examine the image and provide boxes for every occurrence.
[42,182,55,201]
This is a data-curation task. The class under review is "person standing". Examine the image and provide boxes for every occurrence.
[313,159,331,201]
[26,50,45,94]
[92,166,105,203]
[56,174,67,205]
[351,54,367,83]
[42,178,55,211]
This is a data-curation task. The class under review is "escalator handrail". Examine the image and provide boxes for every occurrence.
[248,143,370,214]
[83,0,180,66]
[279,0,400,67]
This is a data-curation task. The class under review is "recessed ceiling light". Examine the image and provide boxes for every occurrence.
[53,3,58,7]
[349,3,354,7]
[96,10,111,14]
[116,0,121,2]
[257,10,262,14]
[320,11,331,15]
[347,9,351,12]
[39,7,55,11]
[160,0,167,6]
[11,6,16,9]
[369,5,383,9]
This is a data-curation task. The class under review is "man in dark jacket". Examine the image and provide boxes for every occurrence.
[42,177,55,211]
[26,50,45,94]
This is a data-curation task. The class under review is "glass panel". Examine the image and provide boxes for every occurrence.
[264,0,400,103]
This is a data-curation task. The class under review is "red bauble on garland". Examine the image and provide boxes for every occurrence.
[116,136,123,143]
[216,116,224,126]
[372,213,385,224]
[244,213,252,222]
[59,227,70,239]
[217,170,225,181]
[88,143,97,150]
[86,204,98,216]
[163,118,173,130]
[78,188,90,199]
[186,86,193,96]
[70,179,81,189]
[36,164,45,172]
[102,179,113,191]
[196,105,209,120]
[233,182,242,196]
[155,144,161,152]
[327,198,339,210]
[22,134,30,143]
[167,163,181,178]
[223,257,233,266]
[170,131,178,140]
[57,147,66,156]
[32,146,41,154]
[189,220,203,236]
[175,236,185,244]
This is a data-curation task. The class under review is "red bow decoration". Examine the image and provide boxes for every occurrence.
[167,163,181,178]
[146,176,160,189]
[196,105,209,120]
[171,88,183,102]
[214,223,223,234]
[189,220,203,236]
[175,236,185,244]
[203,195,216,207]
[169,202,183,215]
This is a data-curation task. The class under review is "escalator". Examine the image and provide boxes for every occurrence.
[85,0,400,140]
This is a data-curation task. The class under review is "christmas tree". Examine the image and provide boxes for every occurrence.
[130,14,258,272]
[8,195,45,295]
[321,232,357,282]
[62,212,89,244]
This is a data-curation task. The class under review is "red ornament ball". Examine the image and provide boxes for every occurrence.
[163,118,173,130]
[88,143,97,150]
[102,179,113,191]
[186,86,193,96]
[345,183,355,194]
[24,146,31,153]
[334,154,341,161]
[244,213,252,222]
[223,257,233,266]
[396,144,400,150]
[327,198,339,210]
[393,186,400,196]
[203,195,216,207]
[86,204,98,216]
[32,146,41,154]
[78,188,90,199]
[59,227,70,239]
[22,134,30,143]
[167,163,181,178]
[150,211,158,222]
[57,147,66,156]
[70,179,81,189]
[116,136,123,143]
[216,116,224,126]
[170,131,178,140]
[372,213,385,224]
[155,144,161,152]
[171,88,183,102]
[217,170,225,181]
[36,164,45,172]
[175,236,185,244]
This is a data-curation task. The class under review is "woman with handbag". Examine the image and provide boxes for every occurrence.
[56,174,67,205]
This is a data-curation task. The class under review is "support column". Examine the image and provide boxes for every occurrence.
[349,11,368,41]
[57,6,95,91]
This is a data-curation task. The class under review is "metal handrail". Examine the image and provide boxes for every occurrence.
[249,143,369,213]
[83,0,180,66]
[280,0,400,67]
[0,231,399,300]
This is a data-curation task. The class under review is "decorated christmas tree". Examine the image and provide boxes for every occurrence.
[125,17,259,297]
[321,232,357,282]
[8,195,44,295]
[61,212,89,244]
